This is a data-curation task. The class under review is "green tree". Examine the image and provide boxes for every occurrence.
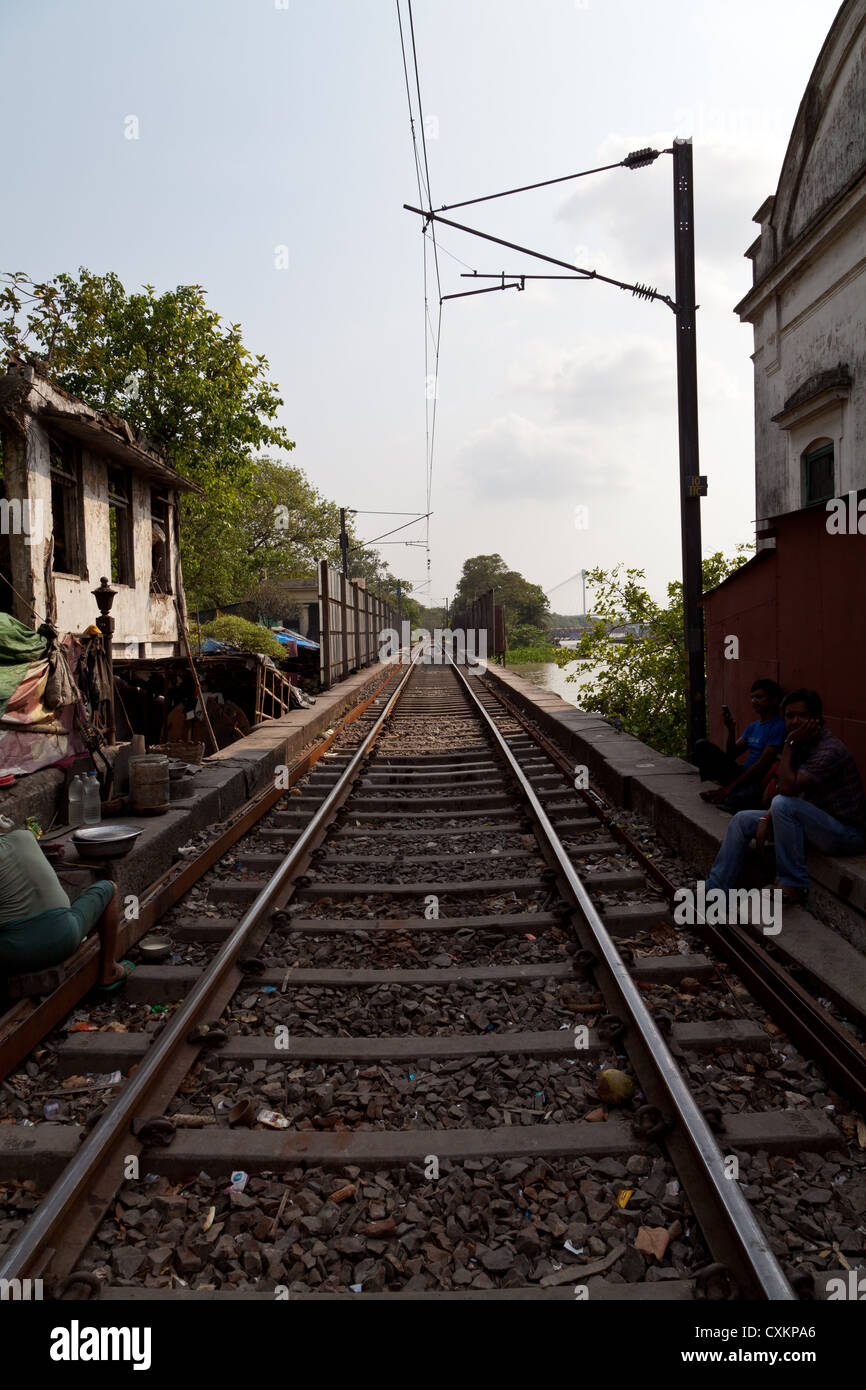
[191,457,345,608]
[509,622,553,650]
[555,547,753,759]
[0,268,294,603]
[197,614,286,661]
[454,553,549,637]
[418,604,446,629]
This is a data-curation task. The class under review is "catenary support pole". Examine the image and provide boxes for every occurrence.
[673,139,707,756]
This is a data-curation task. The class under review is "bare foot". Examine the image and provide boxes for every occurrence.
[99,960,131,988]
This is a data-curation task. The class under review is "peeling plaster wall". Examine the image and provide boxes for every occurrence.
[739,2,866,524]
[6,415,182,655]
[750,212,866,521]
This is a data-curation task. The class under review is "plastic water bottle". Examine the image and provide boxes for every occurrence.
[83,772,102,825]
[68,775,85,828]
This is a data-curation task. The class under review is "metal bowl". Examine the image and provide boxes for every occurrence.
[138,934,173,963]
[71,824,143,860]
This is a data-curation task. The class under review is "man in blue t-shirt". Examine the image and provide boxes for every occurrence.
[694,679,786,812]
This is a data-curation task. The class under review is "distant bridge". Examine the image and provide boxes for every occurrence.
[547,622,646,643]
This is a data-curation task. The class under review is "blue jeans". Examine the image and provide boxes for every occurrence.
[706,796,865,893]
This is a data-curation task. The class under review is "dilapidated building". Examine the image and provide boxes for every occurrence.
[0,358,196,655]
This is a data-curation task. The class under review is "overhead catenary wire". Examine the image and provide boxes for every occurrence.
[407,0,442,305]
[395,0,429,210]
[396,0,443,602]
[350,511,433,553]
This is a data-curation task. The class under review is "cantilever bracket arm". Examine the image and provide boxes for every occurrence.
[441,274,525,302]
[405,203,678,312]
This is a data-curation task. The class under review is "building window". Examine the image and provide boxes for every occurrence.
[107,468,134,587]
[49,436,85,576]
[150,489,172,595]
[803,442,835,507]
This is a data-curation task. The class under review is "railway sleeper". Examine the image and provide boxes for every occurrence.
[122,951,717,1001]
[0,1108,840,1185]
[54,1016,770,1075]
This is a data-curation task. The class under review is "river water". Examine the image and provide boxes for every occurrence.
[505,655,598,706]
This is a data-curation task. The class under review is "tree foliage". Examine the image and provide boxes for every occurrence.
[0,268,418,613]
[555,547,754,758]
[454,554,549,637]
[197,615,286,661]
[188,457,344,609]
[0,270,291,481]
[0,268,296,605]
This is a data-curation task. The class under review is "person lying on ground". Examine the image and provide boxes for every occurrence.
[695,678,785,812]
[0,825,130,986]
[705,689,866,906]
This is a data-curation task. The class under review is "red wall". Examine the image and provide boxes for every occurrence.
[703,510,866,776]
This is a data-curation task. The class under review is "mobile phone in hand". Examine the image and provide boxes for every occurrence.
[721,704,731,718]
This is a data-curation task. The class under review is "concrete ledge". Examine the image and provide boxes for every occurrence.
[484,663,866,959]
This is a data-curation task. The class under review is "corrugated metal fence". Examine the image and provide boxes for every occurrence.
[451,589,506,662]
[318,561,398,689]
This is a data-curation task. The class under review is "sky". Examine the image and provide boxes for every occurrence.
[2,0,843,613]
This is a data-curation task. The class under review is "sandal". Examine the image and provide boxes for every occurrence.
[98,959,135,992]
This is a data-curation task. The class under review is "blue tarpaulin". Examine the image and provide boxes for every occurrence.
[274,629,319,651]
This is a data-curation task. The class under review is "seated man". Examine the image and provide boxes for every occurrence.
[706,689,866,905]
[695,678,785,811]
[0,825,130,987]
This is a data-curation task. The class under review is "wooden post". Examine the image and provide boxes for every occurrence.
[366,590,373,667]
[174,600,219,755]
[354,582,362,669]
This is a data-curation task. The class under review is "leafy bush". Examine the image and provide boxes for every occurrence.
[507,645,558,664]
[197,615,286,661]
[509,623,550,649]
[553,548,753,758]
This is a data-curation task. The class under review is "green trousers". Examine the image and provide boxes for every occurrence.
[0,880,115,974]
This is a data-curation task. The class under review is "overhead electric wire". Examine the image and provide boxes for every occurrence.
[397,0,443,597]
[350,511,433,552]
[434,240,477,273]
[395,0,429,209]
[408,0,442,304]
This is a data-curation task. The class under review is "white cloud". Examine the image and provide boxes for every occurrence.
[509,333,677,422]
[452,408,646,505]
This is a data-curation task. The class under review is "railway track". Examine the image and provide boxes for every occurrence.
[1,654,864,1301]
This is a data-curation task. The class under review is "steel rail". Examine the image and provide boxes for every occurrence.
[450,658,794,1301]
[481,676,866,1112]
[0,660,404,1087]
[0,651,423,1284]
